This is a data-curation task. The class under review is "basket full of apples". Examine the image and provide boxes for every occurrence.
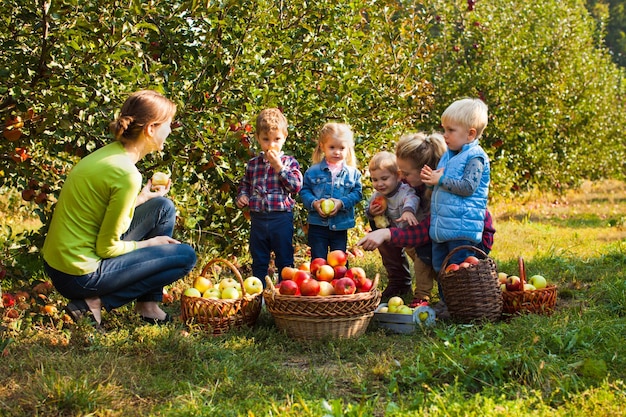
[263,250,382,341]
[180,258,263,335]
[499,257,557,316]
[438,245,503,323]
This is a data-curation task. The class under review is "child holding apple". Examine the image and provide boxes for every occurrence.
[420,98,491,275]
[300,122,363,261]
[365,151,420,300]
[236,108,303,284]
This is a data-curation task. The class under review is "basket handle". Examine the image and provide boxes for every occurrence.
[518,256,526,285]
[438,244,490,279]
[200,258,247,297]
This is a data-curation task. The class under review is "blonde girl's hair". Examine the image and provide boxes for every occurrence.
[368,151,398,175]
[312,122,357,167]
[395,132,447,211]
[109,90,177,145]
[441,97,489,139]
[256,108,288,136]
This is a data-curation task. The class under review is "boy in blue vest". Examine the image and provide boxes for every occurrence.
[420,98,490,273]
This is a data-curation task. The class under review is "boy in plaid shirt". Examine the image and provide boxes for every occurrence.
[236,109,303,284]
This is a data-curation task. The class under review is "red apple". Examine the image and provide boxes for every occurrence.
[316,264,335,282]
[333,265,347,279]
[279,279,299,295]
[464,256,480,265]
[300,278,321,296]
[357,277,373,292]
[299,262,310,272]
[293,270,311,287]
[505,275,522,291]
[445,264,460,273]
[310,258,327,275]
[333,277,357,295]
[327,250,348,267]
[346,267,367,287]
[459,262,471,269]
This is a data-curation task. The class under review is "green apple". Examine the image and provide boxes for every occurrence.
[388,296,404,308]
[524,283,537,291]
[528,274,547,289]
[397,305,413,315]
[183,287,201,298]
[219,278,240,292]
[221,286,240,300]
[387,304,399,313]
[243,276,263,295]
[202,288,221,299]
[320,199,335,215]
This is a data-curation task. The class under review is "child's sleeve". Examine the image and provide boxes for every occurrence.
[277,156,303,194]
[439,157,485,196]
[299,169,315,210]
[237,162,253,198]
[402,187,420,215]
[339,170,363,210]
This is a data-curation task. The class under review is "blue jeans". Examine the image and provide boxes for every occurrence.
[307,224,348,263]
[44,197,197,311]
[250,211,294,284]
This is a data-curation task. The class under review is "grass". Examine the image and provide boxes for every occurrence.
[1,180,625,416]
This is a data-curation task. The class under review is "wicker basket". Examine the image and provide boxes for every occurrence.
[501,257,557,316]
[180,258,262,335]
[263,274,382,341]
[438,245,503,323]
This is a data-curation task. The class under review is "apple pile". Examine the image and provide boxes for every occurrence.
[277,250,374,296]
[443,255,481,274]
[376,296,417,315]
[497,271,548,292]
[183,275,263,300]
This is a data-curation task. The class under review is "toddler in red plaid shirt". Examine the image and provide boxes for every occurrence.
[236,109,303,284]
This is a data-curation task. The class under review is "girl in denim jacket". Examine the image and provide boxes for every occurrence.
[300,123,363,260]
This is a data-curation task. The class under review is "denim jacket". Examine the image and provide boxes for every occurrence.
[300,160,363,231]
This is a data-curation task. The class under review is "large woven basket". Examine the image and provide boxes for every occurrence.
[180,258,262,335]
[502,257,557,316]
[263,274,382,341]
[438,245,502,323]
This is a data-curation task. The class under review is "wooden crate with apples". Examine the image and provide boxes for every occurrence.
[499,257,557,316]
[263,251,382,341]
[180,258,263,335]
[438,245,503,323]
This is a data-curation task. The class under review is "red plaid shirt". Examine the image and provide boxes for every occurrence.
[237,153,303,212]
[390,210,495,250]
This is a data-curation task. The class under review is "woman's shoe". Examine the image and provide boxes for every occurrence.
[65,300,103,329]
[140,313,172,325]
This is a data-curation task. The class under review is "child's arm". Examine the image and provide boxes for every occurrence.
[275,156,303,194]
[423,158,486,196]
[395,187,420,226]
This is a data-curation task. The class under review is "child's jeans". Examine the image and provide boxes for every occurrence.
[306,224,348,262]
[250,211,294,284]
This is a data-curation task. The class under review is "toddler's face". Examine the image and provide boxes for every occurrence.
[397,157,422,188]
[256,128,287,153]
[321,136,349,164]
[369,168,400,196]
[442,121,476,151]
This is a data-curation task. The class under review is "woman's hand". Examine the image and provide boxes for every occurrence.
[356,228,391,251]
[135,180,171,207]
[135,236,180,249]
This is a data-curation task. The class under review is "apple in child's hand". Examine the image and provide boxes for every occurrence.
[371,195,388,211]
[316,264,335,282]
[333,277,357,295]
[300,278,321,296]
[327,250,348,267]
[310,258,327,275]
[243,276,263,295]
[320,199,335,215]
[151,172,170,187]
[528,274,547,289]
[279,279,299,295]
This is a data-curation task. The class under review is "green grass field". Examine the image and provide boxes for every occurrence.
[1,180,625,416]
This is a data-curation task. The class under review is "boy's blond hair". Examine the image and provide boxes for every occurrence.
[441,98,488,139]
[312,122,357,167]
[368,151,398,175]
[256,108,288,136]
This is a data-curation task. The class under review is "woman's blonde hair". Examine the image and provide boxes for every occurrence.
[312,122,357,167]
[109,90,177,144]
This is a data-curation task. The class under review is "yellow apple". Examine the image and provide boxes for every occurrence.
[320,199,335,215]
[378,306,389,313]
[202,288,221,299]
[221,286,241,300]
[151,171,170,187]
[183,287,201,298]
[318,280,335,296]
[243,276,263,295]
[388,296,404,308]
[193,276,213,294]
[219,278,240,292]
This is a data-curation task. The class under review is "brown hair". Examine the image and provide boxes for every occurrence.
[109,90,177,144]
[256,108,288,136]
[312,122,357,167]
